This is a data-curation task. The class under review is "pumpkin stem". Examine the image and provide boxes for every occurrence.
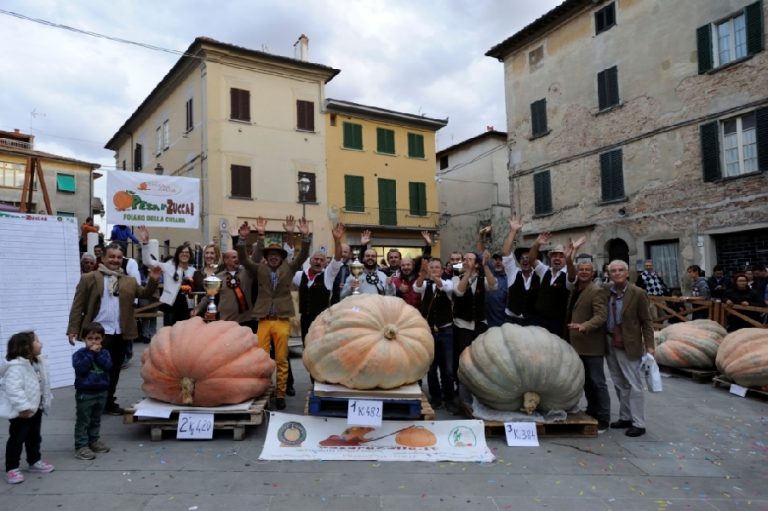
[382,325,397,340]
[520,391,540,415]
[180,377,195,405]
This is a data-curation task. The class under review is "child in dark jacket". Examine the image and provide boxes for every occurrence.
[72,323,112,460]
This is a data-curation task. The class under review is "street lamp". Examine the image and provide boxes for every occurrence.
[298,176,311,219]
[154,163,164,175]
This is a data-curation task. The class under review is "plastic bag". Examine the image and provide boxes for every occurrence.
[640,353,663,393]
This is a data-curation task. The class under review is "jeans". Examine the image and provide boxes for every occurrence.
[102,334,125,407]
[5,409,43,471]
[74,391,107,448]
[427,325,454,403]
[580,355,610,423]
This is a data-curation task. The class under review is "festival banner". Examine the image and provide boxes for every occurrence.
[106,171,199,229]
[259,412,495,462]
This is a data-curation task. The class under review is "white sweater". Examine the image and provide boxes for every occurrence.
[0,357,53,419]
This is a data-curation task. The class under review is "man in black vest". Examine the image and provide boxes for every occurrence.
[529,232,569,338]
[500,216,540,325]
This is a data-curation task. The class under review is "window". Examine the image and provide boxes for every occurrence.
[56,211,75,217]
[594,2,616,35]
[698,2,763,73]
[330,113,337,127]
[600,148,625,202]
[122,160,126,171]
[230,88,251,122]
[162,120,170,150]
[530,98,548,137]
[597,66,620,111]
[296,100,315,131]
[700,108,766,181]
[298,171,317,203]
[408,182,427,216]
[439,155,449,170]
[155,126,162,155]
[528,45,544,68]
[344,175,364,212]
[185,98,194,132]
[230,164,251,198]
[533,171,552,215]
[343,122,363,150]
[407,133,424,158]
[0,161,26,188]
[376,128,395,154]
[134,143,143,171]
[646,240,680,290]
[378,178,397,225]
[56,173,75,193]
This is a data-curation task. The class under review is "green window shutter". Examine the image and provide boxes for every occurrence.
[533,171,552,215]
[697,24,713,74]
[344,175,364,212]
[56,173,76,193]
[600,149,624,201]
[377,128,395,154]
[378,178,397,225]
[408,133,424,158]
[756,107,768,172]
[531,99,547,136]
[699,121,721,182]
[409,182,426,216]
[745,1,765,55]
[343,123,362,150]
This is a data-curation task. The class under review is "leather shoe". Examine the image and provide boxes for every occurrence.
[286,386,296,397]
[625,426,646,437]
[610,419,633,429]
[275,398,286,410]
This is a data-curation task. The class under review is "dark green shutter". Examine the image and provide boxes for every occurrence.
[697,25,713,73]
[756,107,768,172]
[378,178,397,225]
[600,149,624,201]
[699,121,721,182]
[344,175,364,212]
[745,1,765,55]
[533,171,552,215]
[377,128,395,154]
[409,182,426,216]
[597,67,618,110]
[408,133,425,158]
[531,99,547,136]
[343,123,362,149]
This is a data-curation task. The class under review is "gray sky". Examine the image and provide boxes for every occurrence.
[0,0,561,170]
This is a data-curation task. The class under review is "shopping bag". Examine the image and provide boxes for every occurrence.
[640,353,663,393]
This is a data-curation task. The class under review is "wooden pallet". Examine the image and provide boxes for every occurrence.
[658,365,718,383]
[462,402,598,439]
[304,391,435,421]
[123,390,271,441]
[712,375,768,401]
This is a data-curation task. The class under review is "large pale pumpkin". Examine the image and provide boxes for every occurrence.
[654,319,727,369]
[458,324,584,413]
[716,328,768,387]
[302,295,433,389]
[141,317,275,406]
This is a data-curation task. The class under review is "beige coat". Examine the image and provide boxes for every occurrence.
[567,282,608,356]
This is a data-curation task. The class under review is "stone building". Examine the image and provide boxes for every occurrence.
[487,0,767,289]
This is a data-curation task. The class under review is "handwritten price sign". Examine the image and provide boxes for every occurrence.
[347,399,383,427]
[504,422,539,447]
[177,412,214,440]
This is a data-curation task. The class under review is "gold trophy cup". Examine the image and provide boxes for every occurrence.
[349,249,365,295]
[203,275,223,320]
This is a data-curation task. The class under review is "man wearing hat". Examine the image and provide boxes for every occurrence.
[237,216,310,410]
[528,232,570,338]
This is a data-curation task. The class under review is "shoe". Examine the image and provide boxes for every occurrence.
[75,446,96,460]
[445,400,460,415]
[429,398,443,410]
[89,440,111,453]
[104,404,125,416]
[6,468,24,484]
[28,460,55,473]
[286,386,296,397]
[625,426,646,437]
[597,420,609,433]
[275,398,286,410]
[610,419,633,429]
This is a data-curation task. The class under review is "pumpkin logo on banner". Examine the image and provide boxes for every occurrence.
[448,426,476,448]
[277,421,307,447]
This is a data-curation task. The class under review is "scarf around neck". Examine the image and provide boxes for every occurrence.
[98,264,125,296]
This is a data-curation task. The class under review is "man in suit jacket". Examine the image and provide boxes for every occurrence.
[193,250,253,325]
[605,259,655,437]
[67,243,160,415]
[237,216,309,410]
[564,247,609,432]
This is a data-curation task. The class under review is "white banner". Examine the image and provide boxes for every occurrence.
[106,171,199,229]
[259,412,495,462]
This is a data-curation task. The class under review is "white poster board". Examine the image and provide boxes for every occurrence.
[0,212,79,388]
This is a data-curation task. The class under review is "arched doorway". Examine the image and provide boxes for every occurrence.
[606,238,629,264]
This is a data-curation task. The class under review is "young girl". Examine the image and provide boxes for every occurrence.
[1,331,54,484]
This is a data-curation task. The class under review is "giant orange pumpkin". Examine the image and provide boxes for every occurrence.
[141,317,275,406]
[302,295,433,389]
[654,319,727,369]
[716,328,768,387]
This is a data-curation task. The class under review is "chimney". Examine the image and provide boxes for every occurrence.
[486,125,494,132]
[294,34,309,61]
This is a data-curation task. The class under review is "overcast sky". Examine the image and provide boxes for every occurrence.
[0,0,561,171]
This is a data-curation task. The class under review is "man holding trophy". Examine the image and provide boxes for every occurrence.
[192,250,253,326]
[340,248,396,299]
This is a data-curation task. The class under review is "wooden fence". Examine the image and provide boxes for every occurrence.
[649,296,768,330]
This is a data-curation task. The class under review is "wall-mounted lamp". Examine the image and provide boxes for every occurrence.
[298,176,311,218]
[154,163,164,175]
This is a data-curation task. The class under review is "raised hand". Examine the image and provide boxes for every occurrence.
[536,231,552,245]
[332,223,346,240]
[420,230,432,245]
[297,217,309,235]
[360,229,372,246]
[136,225,150,243]
[148,266,162,279]
[572,236,587,252]
[479,225,492,236]
[255,217,267,236]
[238,221,251,239]
[509,214,523,232]
[482,249,491,264]
[283,215,296,233]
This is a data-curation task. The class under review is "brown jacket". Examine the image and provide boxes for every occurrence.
[237,237,309,320]
[195,268,254,324]
[567,281,608,356]
[609,283,654,360]
[67,271,158,340]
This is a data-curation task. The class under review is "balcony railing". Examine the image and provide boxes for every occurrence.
[337,207,440,230]
[0,138,33,150]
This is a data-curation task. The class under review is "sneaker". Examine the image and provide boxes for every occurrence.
[75,446,96,460]
[6,468,24,484]
[28,460,55,473]
[275,398,286,410]
[597,420,609,433]
[89,440,111,453]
